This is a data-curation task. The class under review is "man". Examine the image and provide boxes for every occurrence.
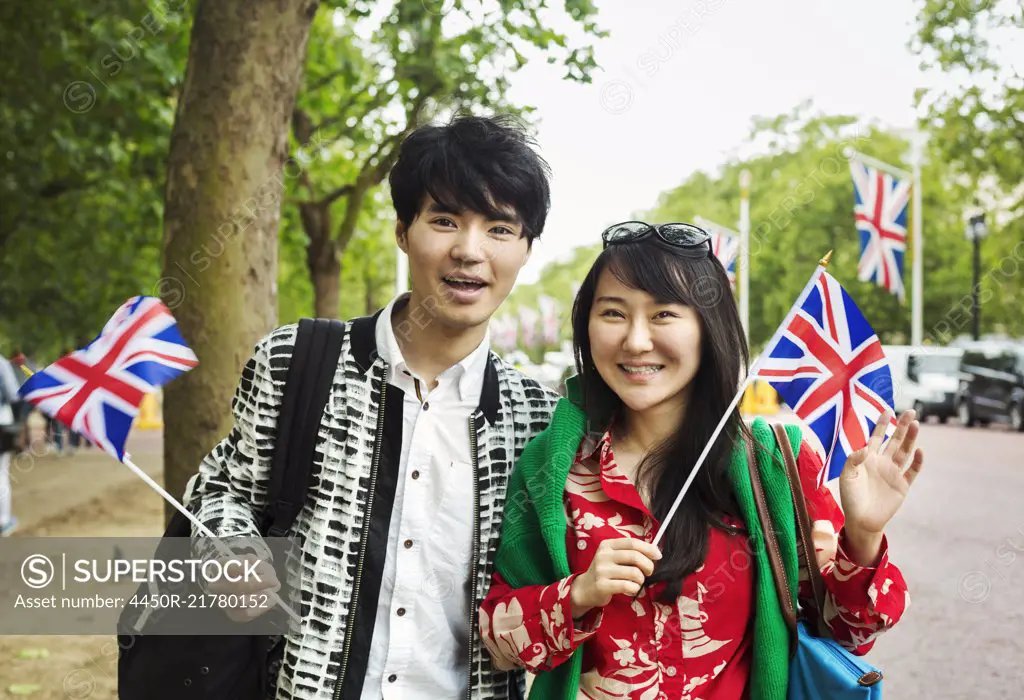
[187,115,560,699]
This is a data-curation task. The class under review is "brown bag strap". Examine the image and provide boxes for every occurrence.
[772,423,829,636]
[745,435,797,638]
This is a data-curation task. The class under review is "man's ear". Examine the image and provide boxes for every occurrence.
[395,221,409,253]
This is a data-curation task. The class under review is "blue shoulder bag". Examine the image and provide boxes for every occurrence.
[757,424,885,699]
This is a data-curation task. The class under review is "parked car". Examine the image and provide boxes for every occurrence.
[954,343,1024,431]
[885,345,963,423]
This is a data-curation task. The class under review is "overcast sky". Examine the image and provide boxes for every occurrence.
[505,0,932,284]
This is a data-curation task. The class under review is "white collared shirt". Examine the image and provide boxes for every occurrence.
[360,294,490,700]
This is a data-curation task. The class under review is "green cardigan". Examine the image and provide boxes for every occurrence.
[493,395,802,700]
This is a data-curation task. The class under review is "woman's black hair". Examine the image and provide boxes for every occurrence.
[571,236,750,601]
[388,114,551,244]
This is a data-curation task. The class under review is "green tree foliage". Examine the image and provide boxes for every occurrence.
[0,0,605,354]
[911,0,1023,342]
[911,0,1023,198]
[0,0,190,356]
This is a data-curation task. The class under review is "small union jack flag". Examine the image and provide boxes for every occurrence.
[18,296,198,460]
[754,269,896,483]
[851,160,911,300]
[710,229,740,287]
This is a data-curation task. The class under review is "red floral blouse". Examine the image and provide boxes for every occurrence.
[479,429,909,699]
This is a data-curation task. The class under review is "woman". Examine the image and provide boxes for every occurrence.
[479,222,922,699]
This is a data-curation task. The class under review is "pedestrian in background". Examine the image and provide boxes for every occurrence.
[50,347,84,456]
[0,353,23,536]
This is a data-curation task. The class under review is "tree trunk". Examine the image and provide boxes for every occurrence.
[300,200,341,319]
[309,187,369,318]
[160,0,318,522]
[364,266,376,316]
[312,254,341,318]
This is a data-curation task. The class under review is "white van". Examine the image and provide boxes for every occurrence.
[884,345,964,422]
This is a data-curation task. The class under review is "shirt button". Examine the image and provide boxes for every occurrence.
[388,674,398,683]
[404,539,414,549]
[397,607,406,617]
[422,402,430,411]
[665,666,677,677]
[411,470,420,480]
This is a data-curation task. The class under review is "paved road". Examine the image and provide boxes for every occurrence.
[864,420,1023,699]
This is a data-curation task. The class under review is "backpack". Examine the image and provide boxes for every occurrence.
[117,318,345,700]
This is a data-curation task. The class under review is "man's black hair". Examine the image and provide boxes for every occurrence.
[389,114,552,243]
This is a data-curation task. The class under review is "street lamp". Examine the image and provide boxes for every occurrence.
[965,202,988,341]
[738,169,751,348]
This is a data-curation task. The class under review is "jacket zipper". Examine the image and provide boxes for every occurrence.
[332,379,389,700]
[465,415,481,700]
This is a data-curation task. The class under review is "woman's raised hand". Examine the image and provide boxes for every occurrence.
[838,409,924,565]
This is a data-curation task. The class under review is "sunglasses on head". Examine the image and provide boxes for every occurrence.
[601,220,712,258]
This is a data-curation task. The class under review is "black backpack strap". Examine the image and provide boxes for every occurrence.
[263,318,346,537]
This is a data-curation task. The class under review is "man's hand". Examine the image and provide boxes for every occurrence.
[206,553,281,622]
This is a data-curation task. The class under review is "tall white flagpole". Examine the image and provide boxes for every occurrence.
[910,144,924,347]
[739,170,752,348]
[652,252,832,546]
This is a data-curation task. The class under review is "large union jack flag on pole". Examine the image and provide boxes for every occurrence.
[19,296,198,460]
[851,160,910,300]
[753,267,896,483]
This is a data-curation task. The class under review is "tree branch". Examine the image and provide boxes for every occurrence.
[290,109,322,201]
[315,87,393,143]
[0,177,99,253]
[329,94,432,255]
[323,184,355,206]
[292,108,316,145]
[291,183,355,209]
[38,177,94,199]
[306,69,349,94]
[313,113,348,138]
[364,93,431,186]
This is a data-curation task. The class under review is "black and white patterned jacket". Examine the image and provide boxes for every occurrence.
[187,311,559,700]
